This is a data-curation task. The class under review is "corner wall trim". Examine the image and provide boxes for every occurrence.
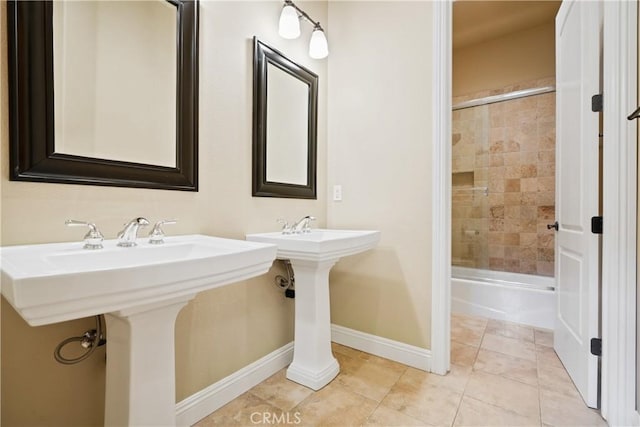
[331,324,431,371]
[601,0,640,424]
[175,342,294,426]
[430,0,453,376]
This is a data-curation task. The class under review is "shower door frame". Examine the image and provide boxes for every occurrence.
[430,1,640,424]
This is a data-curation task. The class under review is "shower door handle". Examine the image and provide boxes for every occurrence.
[547,221,559,231]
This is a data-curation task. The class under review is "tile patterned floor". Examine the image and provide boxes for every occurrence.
[195,314,606,426]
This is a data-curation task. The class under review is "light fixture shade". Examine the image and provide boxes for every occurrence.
[278,5,300,39]
[309,28,328,59]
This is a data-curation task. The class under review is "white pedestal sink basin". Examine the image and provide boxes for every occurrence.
[246,229,380,390]
[0,234,277,426]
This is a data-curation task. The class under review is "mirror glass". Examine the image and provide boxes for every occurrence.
[53,1,177,167]
[7,0,198,191]
[253,38,318,199]
[266,63,309,185]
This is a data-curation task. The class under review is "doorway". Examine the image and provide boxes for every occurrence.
[431,0,640,424]
[449,0,602,411]
[449,2,560,328]
[450,3,562,336]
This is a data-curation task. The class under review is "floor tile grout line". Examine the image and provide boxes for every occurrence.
[535,333,544,426]
[333,346,412,425]
[459,318,548,424]
[478,330,539,364]
[458,394,545,425]
[360,364,409,426]
[450,389,467,427]
[472,349,541,389]
[450,318,487,427]
[462,322,542,426]
[474,318,489,366]
[465,322,540,392]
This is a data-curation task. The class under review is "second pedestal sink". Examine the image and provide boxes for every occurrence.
[1,234,277,426]
[246,229,380,390]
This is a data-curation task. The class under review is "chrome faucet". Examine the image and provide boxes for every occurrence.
[291,215,316,234]
[65,220,104,250]
[117,217,150,247]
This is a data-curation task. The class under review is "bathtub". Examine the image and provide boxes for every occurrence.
[451,266,556,330]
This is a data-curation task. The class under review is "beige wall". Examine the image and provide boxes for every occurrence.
[0,1,327,425]
[326,2,433,349]
[453,22,555,97]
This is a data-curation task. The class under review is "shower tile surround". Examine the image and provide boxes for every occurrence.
[452,78,556,276]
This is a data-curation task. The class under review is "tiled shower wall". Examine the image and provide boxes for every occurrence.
[451,78,555,277]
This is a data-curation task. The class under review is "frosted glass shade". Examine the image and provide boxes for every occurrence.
[278,5,300,39]
[309,28,328,59]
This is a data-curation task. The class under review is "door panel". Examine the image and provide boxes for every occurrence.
[555,0,601,409]
[558,249,582,334]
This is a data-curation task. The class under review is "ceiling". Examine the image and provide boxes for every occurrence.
[453,1,562,49]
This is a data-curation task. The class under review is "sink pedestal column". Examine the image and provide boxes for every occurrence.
[286,259,340,390]
[104,295,193,427]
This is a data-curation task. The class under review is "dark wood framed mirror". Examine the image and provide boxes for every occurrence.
[7,0,199,191]
[252,38,318,199]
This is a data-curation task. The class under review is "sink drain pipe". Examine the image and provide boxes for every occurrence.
[275,259,295,298]
[54,315,106,364]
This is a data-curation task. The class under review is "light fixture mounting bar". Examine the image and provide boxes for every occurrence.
[284,0,324,30]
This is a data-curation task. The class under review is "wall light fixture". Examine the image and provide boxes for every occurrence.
[278,0,328,59]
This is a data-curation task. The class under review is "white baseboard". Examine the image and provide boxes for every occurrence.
[175,327,432,426]
[331,324,431,372]
[175,342,294,427]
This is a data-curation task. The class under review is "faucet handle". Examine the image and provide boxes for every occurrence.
[65,220,104,250]
[277,218,293,235]
[148,219,177,244]
[128,217,150,226]
[302,216,316,233]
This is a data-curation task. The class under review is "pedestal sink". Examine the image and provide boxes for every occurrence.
[0,234,277,426]
[246,229,380,390]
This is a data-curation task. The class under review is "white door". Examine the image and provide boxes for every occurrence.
[554,0,601,409]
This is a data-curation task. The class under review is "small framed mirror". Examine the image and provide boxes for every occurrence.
[252,38,318,199]
[7,0,198,191]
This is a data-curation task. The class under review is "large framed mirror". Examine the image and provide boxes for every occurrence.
[7,0,198,191]
[252,38,318,199]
